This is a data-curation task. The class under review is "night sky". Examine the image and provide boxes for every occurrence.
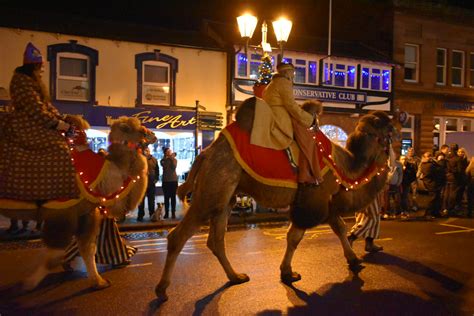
[0,0,472,33]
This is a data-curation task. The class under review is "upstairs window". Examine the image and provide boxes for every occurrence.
[47,42,98,105]
[436,48,447,85]
[404,44,419,82]
[361,67,391,91]
[294,59,306,83]
[142,61,170,106]
[57,53,90,102]
[323,62,357,89]
[451,50,464,87]
[135,52,178,107]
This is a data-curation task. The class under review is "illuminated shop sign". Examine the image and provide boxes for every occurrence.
[0,102,197,130]
[293,86,367,104]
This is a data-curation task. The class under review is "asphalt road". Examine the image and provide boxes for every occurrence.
[0,218,473,315]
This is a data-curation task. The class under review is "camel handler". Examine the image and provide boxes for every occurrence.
[0,42,79,201]
[250,62,323,185]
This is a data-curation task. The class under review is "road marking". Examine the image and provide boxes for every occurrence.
[126,262,152,268]
[436,223,474,235]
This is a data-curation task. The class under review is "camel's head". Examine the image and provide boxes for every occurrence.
[108,116,156,151]
[358,111,398,156]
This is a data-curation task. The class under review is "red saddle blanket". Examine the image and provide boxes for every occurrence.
[1,149,134,210]
[222,122,383,190]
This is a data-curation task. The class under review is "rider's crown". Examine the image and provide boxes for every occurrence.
[23,42,43,65]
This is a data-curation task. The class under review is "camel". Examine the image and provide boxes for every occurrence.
[0,116,156,292]
[154,97,398,301]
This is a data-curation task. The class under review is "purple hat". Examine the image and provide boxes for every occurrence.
[23,42,43,65]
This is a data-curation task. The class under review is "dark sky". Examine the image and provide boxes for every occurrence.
[1,0,472,33]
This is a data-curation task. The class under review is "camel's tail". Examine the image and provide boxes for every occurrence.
[177,153,205,207]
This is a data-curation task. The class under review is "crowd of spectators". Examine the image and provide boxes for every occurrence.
[381,144,473,219]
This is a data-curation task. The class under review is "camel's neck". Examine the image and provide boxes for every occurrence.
[107,145,143,178]
[332,134,388,181]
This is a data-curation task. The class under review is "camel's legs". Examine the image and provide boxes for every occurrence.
[328,215,362,268]
[77,208,110,290]
[155,212,202,301]
[21,248,64,291]
[207,209,249,284]
[280,223,306,284]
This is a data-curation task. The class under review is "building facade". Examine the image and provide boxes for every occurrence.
[393,1,474,156]
[0,27,227,179]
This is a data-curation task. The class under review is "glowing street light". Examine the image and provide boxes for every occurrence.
[237,13,292,63]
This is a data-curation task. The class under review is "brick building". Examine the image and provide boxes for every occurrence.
[393,0,474,156]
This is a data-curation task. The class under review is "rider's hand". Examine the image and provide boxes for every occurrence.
[56,120,71,131]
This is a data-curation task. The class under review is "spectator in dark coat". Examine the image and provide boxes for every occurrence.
[418,152,446,218]
[400,155,417,217]
[466,157,474,218]
[137,147,160,221]
[445,144,464,215]
[161,147,178,219]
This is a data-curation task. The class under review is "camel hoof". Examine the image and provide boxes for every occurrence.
[229,273,250,285]
[281,272,301,285]
[155,284,169,302]
[347,257,363,267]
[93,278,111,290]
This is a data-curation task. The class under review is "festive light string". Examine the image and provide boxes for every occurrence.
[312,133,388,191]
[65,131,141,207]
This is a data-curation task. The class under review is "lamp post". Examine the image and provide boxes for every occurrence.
[237,14,292,64]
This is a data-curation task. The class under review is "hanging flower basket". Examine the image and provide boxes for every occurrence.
[253,83,267,98]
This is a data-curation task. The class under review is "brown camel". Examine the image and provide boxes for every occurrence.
[0,116,156,292]
[155,97,397,301]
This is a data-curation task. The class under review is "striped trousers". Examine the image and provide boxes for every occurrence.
[64,217,137,265]
[349,197,381,239]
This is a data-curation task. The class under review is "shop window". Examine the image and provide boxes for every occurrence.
[436,48,447,85]
[323,62,357,89]
[47,42,98,105]
[404,44,419,82]
[451,50,464,87]
[320,124,348,148]
[361,67,391,91]
[135,52,178,107]
[401,114,415,155]
[470,53,474,88]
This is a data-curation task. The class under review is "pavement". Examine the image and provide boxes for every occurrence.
[0,194,289,241]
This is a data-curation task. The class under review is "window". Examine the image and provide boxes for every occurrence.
[361,66,391,91]
[135,52,178,107]
[400,114,415,155]
[142,61,170,106]
[308,61,317,84]
[235,52,275,80]
[237,53,248,77]
[323,62,357,89]
[436,48,447,85]
[451,50,464,87]
[320,125,348,148]
[470,53,474,88]
[56,53,90,101]
[250,53,262,80]
[404,44,419,82]
[47,42,98,105]
[294,59,306,83]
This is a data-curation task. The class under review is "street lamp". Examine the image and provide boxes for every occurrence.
[236,13,292,64]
